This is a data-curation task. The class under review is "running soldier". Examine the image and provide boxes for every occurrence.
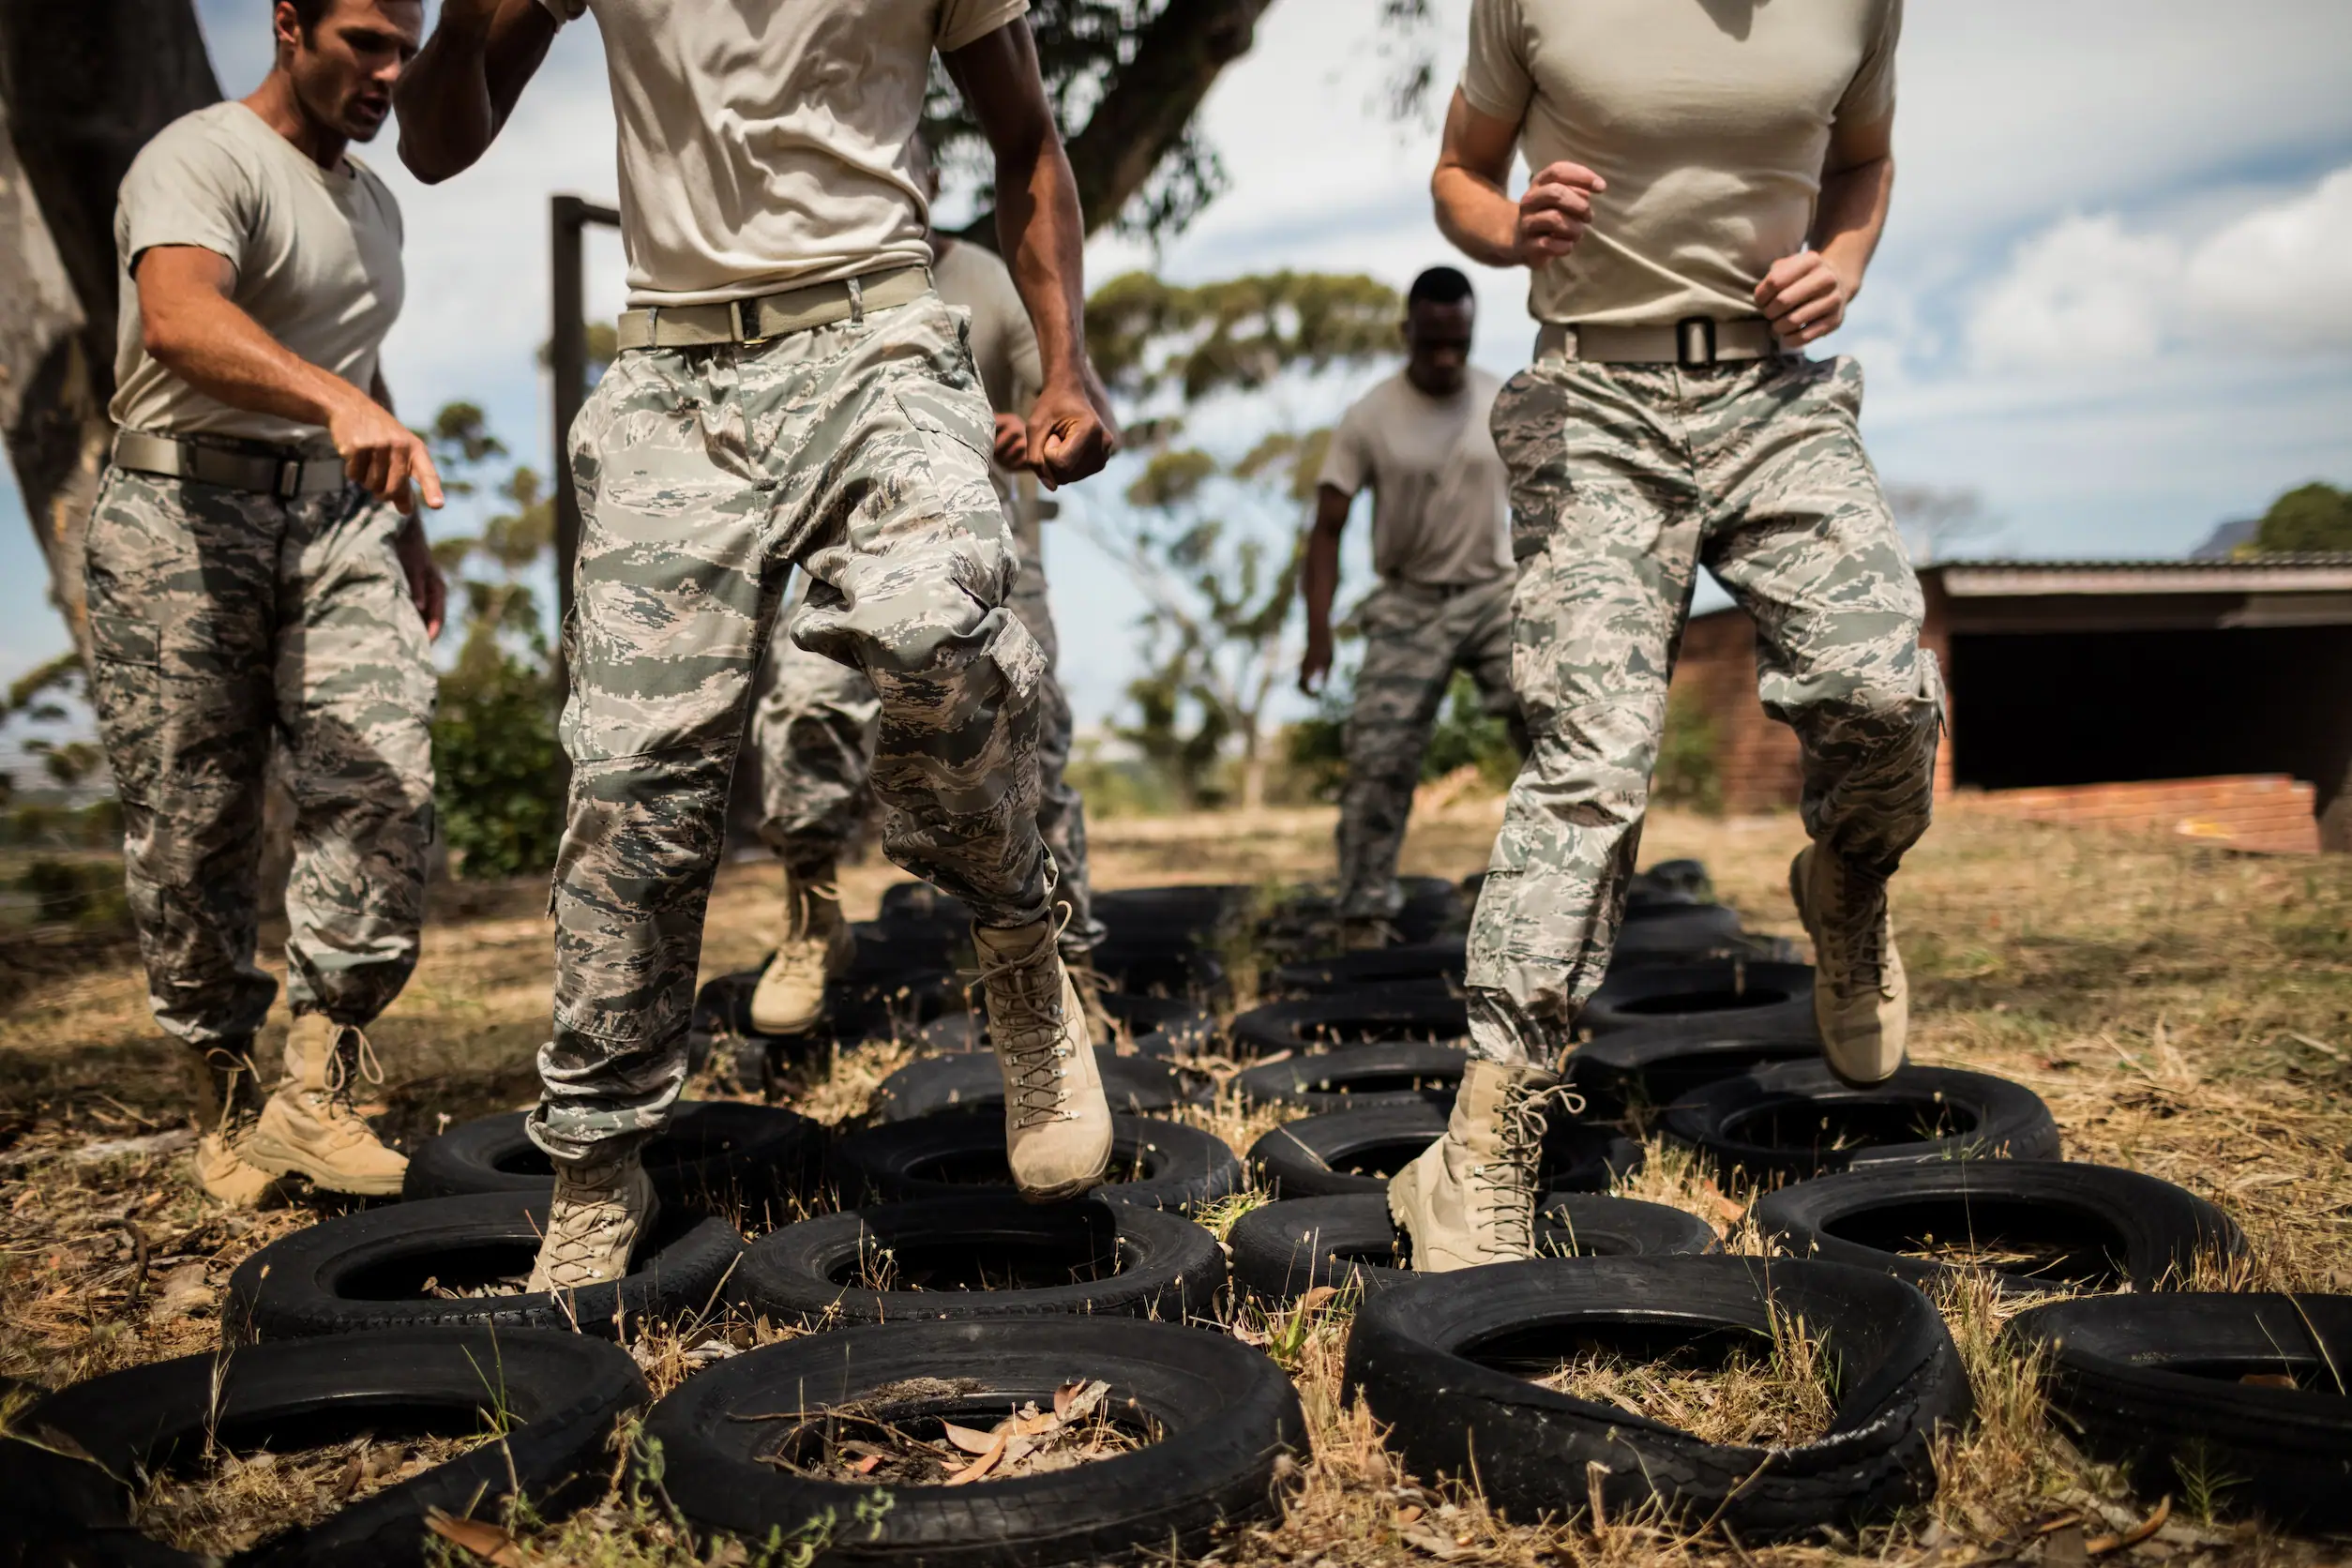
[746,141,1101,1037]
[1299,266,1518,952]
[399,0,1119,1289]
[88,0,445,1205]
[1394,0,1943,1270]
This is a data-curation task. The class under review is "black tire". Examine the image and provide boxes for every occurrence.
[1610,901,1746,959]
[1229,1194,1716,1304]
[1090,883,1257,941]
[872,1049,1189,1123]
[1229,980,1466,1058]
[919,993,1217,1056]
[1247,1102,1641,1199]
[1567,1024,1825,1118]
[1085,941,1230,1003]
[1581,959,1817,1043]
[736,1192,1224,1326]
[8,1328,643,1568]
[1628,858,1712,905]
[1662,1061,2061,1183]
[1754,1160,2244,1297]
[647,1317,1307,1566]
[1260,878,1463,945]
[1267,941,1466,997]
[693,962,955,1049]
[2005,1292,2352,1530]
[224,1193,743,1342]
[831,1112,1243,1214]
[1342,1256,1969,1539]
[1235,1042,1469,1114]
[402,1101,826,1220]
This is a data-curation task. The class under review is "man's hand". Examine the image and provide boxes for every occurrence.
[328,394,445,511]
[1515,162,1606,265]
[1024,373,1117,489]
[1299,626,1334,697]
[1756,250,1854,349]
[992,411,1031,470]
[394,517,447,639]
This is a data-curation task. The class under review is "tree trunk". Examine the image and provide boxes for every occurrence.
[0,1,219,656]
[966,0,1277,240]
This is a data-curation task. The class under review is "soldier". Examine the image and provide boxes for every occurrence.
[1299,266,1519,953]
[1394,0,1943,1270]
[87,0,445,1204]
[398,0,1119,1289]
[745,140,1102,1037]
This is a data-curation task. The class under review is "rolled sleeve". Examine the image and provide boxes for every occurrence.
[937,0,1029,53]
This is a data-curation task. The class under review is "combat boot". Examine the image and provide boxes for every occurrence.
[185,1042,276,1206]
[1789,844,1908,1085]
[245,1016,408,1196]
[748,862,853,1034]
[972,917,1111,1201]
[526,1146,658,1292]
[1388,1057,1559,1272]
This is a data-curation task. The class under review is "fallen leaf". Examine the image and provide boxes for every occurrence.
[942,1422,1000,1455]
[2239,1372,2297,1389]
[942,1429,1008,1486]
[2034,1514,2086,1535]
[1296,1285,1339,1314]
[853,1454,883,1475]
[1010,1410,1061,1437]
[2088,1496,2171,1556]
[1401,1527,1459,1560]
[151,1262,212,1320]
[1396,1505,1424,1525]
[425,1510,524,1566]
[1699,1181,1746,1226]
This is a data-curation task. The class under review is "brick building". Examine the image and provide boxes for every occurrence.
[1667,556,2352,853]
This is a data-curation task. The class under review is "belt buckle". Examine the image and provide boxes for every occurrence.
[1676,316,1718,369]
[730,297,774,346]
[275,458,304,501]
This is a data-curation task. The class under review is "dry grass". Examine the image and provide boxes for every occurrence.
[4,800,2350,1564]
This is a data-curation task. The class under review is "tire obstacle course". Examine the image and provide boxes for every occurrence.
[7,866,2339,1564]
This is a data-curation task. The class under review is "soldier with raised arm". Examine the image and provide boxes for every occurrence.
[1395,0,1942,1271]
[89,0,445,1205]
[396,0,1119,1289]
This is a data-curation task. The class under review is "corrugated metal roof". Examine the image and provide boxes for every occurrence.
[1930,557,2352,596]
[1931,554,2352,571]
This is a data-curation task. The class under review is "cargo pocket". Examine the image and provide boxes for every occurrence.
[88,612,161,805]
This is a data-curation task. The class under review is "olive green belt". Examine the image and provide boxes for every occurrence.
[111,430,347,498]
[616,264,933,352]
[1537,317,1784,367]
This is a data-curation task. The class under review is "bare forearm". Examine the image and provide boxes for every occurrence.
[993,135,1091,393]
[397,0,552,182]
[1811,155,1892,295]
[1433,166,1521,268]
[1303,521,1343,636]
[148,294,369,430]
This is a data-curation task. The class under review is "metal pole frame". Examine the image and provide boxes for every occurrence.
[549,192,620,703]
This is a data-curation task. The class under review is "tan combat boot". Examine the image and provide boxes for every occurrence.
[245,1016,408,1196]
[1388,1058,1558,1273]
[748,863,853,1034]
[186,1043,276,1206]
[1790,844,1908,1086]
[973,917,1112,1201]
[526,1147,658,1292]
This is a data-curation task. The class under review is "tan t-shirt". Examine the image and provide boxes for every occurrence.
[1319,369,1513,588]
[933,236,1045,552]
[1461,0,1900,327]
[539,0,1028,306]
[110,101,404,445]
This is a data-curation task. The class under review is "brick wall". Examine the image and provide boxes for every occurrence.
[1952,775,2321,854]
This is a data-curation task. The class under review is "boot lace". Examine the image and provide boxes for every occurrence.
[315,1026,387,1143]
[771,875,843,983]
[966,911,1078,1131]
[203,1046,263,1137]
[1824,859,1892,998]
[538,1159,641,1289]
[1471,1080,1570,1258]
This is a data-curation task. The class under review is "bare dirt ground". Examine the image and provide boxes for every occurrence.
[2,801,2347,1566]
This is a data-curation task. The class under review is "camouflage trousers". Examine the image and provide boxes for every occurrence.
[751,542,1103,952]
[83,466,436,1053]
[536,293,1048,1160]
[1465,354,1943,1064]
[1337,574,1517,920]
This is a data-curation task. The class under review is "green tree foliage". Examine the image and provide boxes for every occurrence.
[1276,670,1519,807]
[1086,270,1400,808]
[1651,686,1723,814]
[421,403,565,880]
[2249,481,2352,554]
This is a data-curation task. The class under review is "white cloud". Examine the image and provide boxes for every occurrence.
[1968,164,2352,370]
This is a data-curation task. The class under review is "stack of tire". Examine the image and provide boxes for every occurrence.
[1,885,1298,1568]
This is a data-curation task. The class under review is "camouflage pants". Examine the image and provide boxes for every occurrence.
[1465,354,1943,1064]
[536,294,1048,1159]
[751,542,1103,951]
[83,466,436,1053]
[1337,574,1516,920]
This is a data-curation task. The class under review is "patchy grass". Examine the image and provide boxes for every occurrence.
[3,803,2350,1564]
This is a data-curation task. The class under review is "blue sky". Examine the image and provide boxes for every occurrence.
[4,0,2348,732]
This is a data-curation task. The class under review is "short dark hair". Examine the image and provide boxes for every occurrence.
[284,0,333,38]
[1407,266,1474,309]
